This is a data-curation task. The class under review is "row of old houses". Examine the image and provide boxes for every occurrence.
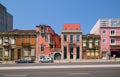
[0,18,120,62]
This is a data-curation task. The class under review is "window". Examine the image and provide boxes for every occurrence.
[0,37,2,44]
[64,35,67,41]
[4,49,8,57]
[95,40,99,46]
[76,35,80,42]
[102,29,106,34]
[31,49,35,56]
[83,40,86,47]
[76,28,79,30]
[111,38,116,45]
[70,35,74,43]
[24,48,28,56]
[45,35,48,42]
[111,29,116,35]
[89,43,92,48]
[11,38,15,44]
[0,49,3,57]
[102,38,106,43]
[70,28,73,30]
[4,38,8,42]
[65,28,67,30]
[41,45,44,52]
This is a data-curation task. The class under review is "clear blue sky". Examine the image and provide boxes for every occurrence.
[0,0,120,34]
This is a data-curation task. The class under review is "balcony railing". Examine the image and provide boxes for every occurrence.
[3,42,9,47]
[22,43,30,46]
[68,40,76,46]
[49,41,55,45]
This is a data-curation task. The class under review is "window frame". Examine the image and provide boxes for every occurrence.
[111,38,116,45]
[76,35,80,42]
[63,35,67,42]
[102,38,107,43]
[110,29,116,35]
[102,29,107,34]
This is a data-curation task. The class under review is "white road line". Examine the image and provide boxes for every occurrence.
[0,64,120,70]
[5,75,27,77]
[68,73,90,75]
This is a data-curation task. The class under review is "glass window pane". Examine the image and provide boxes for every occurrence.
[70,35,73,43]
[64,35,67,41]
[0,49,2,57]
[11,38,15,44]
[5,51,8,57]
[45,35,48,42]
[76,35,80,42]
[0,38,2,44]
[24,48,28,56]
[31,49,35,56]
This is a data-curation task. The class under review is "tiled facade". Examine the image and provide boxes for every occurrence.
[82,34,100,59]
[90,19,120,59]
[0,30,36,61]
[61,24,82,60]
[36,25,61,61]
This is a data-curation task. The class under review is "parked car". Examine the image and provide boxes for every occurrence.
[40,57,53,63]
[15,57,34,63]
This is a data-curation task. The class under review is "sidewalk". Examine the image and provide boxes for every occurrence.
[54,59,120,63]
[0,59,120,64]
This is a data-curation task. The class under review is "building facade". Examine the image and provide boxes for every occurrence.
[61,24,82,60]
[82,34,100,59]
[0,3,13,32]
[0,30,36,61]
[90,19,120,59]
[36,25,61,61]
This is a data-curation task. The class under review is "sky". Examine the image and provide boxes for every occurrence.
[0,0,120,34]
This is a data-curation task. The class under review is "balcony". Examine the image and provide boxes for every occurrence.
[110,35,120,38]
[49,41,55,45]
[22,43,30,47]
[68,41,76,46]
[3,42,9,47]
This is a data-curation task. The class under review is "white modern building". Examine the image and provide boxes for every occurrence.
[90,19,120,59]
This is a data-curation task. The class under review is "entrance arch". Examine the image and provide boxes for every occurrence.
[54,53,61,60]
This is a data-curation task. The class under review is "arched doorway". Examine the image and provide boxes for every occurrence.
[54,53,61,60]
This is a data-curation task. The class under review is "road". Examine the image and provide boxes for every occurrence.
[0,67,120,77]
[0,62,120,77]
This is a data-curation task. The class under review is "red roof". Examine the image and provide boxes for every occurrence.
[63,24,81,30]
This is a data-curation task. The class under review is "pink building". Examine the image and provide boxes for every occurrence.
[36,25,61,61]
[90,19,120,59]
[61,24,82,60]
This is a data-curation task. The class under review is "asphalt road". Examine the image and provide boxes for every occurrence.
[0,67,120,77]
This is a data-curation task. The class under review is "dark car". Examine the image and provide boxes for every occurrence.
[15,57,34,63]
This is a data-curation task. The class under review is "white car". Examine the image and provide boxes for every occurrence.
[40,57,53,63]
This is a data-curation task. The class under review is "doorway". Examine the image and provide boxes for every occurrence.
[11,49,14,60]
[18,49,21,59]
[70,46,73,59]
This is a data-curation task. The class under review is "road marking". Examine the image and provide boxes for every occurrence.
[68,73,90,75]
[0,64,120,70]
[5,75,27,77]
